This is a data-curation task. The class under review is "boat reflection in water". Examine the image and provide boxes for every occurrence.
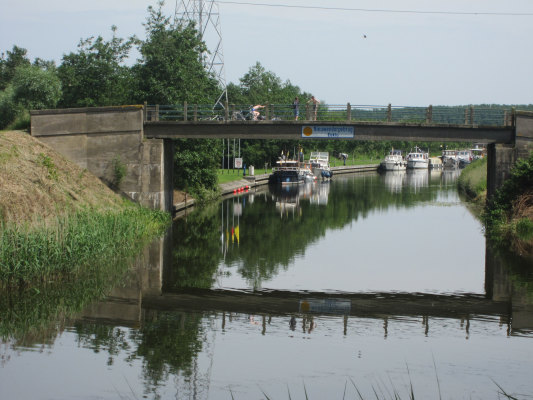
[381,168,462,194]
[382,170,406,193]
[270,181,330,217]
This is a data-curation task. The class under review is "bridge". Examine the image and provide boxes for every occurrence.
[30,104,533,211]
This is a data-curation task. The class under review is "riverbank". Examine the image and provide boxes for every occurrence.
[174,163,380,214]
[0,130,170,287]
[459,156,533,257]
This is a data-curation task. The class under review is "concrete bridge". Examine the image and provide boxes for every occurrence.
[30,105,533,211]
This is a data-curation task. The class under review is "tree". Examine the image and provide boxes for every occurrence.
[228,61,308,105]
[0,46,31,90]
[12,65,62,110]
[133,1,218,105]
[57,26,136,107]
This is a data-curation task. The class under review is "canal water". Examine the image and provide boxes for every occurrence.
[1,170,533,399]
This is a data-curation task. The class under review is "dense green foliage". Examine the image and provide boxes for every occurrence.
[485,151,533,244]
[134,3,218,104]
[58,26,136,107]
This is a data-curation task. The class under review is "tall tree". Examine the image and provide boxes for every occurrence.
[133,1,219,105]
[11,65,62,110]
[57,26,136,107]
[0,46,31,91]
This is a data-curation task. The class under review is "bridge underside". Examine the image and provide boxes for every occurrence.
[145,120,514,143]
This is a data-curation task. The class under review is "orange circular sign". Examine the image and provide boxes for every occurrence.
[303,126,313,136]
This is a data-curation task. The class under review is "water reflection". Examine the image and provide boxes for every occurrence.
[3,173,533,400]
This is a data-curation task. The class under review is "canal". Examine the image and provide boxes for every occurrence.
[1,170,532,399]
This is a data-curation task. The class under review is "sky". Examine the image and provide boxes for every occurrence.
[1,0,533,106]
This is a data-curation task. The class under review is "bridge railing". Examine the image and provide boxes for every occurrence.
[145,103,516,127]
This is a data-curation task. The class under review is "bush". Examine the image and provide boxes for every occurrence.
[0,86,18,129]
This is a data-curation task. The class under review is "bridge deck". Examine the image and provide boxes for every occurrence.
[144,120,514,142]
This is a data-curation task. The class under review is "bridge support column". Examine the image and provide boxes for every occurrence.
[487,111,533,199]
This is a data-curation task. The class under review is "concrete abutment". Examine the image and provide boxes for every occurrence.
[30,106,174,212]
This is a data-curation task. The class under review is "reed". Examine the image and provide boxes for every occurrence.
[0,206,169,288]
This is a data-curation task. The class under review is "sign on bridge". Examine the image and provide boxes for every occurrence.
[302,125,354,139]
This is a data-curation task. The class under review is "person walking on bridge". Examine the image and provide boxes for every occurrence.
[293,97,300,120]
[307,96,320,121]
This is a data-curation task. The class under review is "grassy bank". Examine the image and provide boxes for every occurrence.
[484,152,533,255]
[0,130,170,287]
[457,157,487,202]
[0,206,169,287]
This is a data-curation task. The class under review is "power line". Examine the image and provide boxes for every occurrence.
[217,0,533,16]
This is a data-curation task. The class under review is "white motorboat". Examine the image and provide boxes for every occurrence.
[309,152,333,179]
[381,149,406,171]
[441,149,458,169]
[406,146,429,169]
[457,149,473,168]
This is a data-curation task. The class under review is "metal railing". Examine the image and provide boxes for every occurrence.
[144,102,517,127]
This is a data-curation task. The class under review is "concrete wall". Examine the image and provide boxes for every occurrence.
[487,112,533,198]
[30,106,173,211]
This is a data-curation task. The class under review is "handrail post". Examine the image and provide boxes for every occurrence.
[306,104,310,120]
[193,104,198,121]
[387,103,392,122]
[143,101,147,122]
[426,105,432,124]
[231,104,235,120]
[469,106,474,125]
[225,101,229,121]
[155,104,159,121]
[347,103,351,121]
[265,103,270,120]
[464,108,469,125]
[183,102,188,122]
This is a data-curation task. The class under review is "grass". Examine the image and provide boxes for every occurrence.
[457,157,487,200]
[0,205,170,288]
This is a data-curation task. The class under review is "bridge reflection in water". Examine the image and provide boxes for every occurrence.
[77,211,533,337]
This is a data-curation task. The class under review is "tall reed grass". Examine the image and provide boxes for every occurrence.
[0,206,169,287]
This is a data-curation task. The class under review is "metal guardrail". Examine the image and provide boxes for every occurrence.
[144,103,516,127]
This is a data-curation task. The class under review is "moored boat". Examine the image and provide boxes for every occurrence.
[309,151,333,179]
[406,146,429,169]
[441,149,458,169]
[381,148,406,171]
[268,159,305,185]
[457,149,473,168]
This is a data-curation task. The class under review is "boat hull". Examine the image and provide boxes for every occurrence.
[407,160,429,169]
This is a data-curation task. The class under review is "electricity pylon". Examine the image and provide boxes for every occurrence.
[174,0,228,109]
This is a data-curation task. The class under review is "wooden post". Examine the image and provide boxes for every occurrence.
[426,105,433,124]
[387,103,392,122]
[193,104,198,122]
[183,102,188,122]
[347,103,351,121]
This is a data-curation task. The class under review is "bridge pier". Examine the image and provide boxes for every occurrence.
[30,106,174,212]
[487,112,533,198]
